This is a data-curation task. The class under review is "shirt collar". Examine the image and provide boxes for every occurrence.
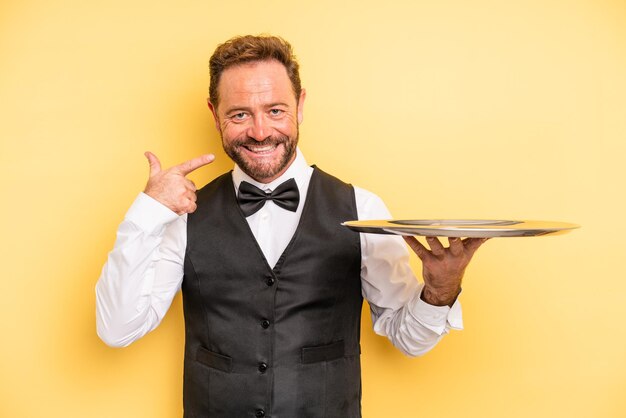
[232,147,311,192]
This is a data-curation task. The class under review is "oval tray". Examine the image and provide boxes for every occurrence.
[341,219,579,238]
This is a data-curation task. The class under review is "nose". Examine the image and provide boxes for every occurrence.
[247,115,271,142]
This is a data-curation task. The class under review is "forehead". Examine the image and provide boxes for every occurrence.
[217,60,296,108]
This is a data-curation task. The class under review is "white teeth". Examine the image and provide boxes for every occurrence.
[245,145,277,154]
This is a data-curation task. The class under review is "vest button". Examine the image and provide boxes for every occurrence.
[261,319,270,329]
[258,362,268,373]
[265,277,275,286]
[255,409,265,417]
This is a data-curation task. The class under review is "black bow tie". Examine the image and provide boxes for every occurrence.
[237,178,300,217]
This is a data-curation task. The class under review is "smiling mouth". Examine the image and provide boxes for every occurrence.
[242,144,281,155]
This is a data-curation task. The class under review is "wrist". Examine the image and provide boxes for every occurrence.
[420,285,461,307]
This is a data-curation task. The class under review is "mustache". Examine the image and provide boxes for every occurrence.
[231,135,289,148]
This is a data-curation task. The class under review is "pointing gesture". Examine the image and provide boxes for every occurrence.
[404,236,488,307]
[143,151,215,215]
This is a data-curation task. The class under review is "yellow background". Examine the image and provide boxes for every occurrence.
[1,0,625,416]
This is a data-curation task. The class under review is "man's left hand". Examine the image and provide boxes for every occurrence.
[403,236,488,307]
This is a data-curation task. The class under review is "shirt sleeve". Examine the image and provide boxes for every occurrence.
[95,193,187,347]
[355,187,463,357]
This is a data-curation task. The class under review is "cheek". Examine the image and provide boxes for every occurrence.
[274,118,298,136]
[221,122,246,140]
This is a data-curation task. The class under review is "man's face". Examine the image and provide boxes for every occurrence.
[209,60,306,183]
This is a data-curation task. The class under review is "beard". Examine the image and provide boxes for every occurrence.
[222,131,299,182]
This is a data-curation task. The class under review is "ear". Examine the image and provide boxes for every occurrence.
[297,89,306,125]
[207,99,221,131]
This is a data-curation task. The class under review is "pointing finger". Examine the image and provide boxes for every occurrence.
[144,151,162,177]
[176,154,216,176]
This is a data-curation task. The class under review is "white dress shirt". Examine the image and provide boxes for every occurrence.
[96,148,463,356]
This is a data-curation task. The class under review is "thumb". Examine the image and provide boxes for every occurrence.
[144,151,161,177]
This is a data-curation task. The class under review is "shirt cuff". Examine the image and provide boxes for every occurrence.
[408,286,464,335]
[124,192,181,236]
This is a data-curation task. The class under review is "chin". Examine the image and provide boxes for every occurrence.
[244,155,293,182]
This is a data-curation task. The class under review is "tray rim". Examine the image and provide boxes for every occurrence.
[341,219,580,238]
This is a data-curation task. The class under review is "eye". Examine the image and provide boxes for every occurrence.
[269,109,284,116]
[228,111,249,122]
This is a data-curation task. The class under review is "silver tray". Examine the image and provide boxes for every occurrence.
[341,219,579,238]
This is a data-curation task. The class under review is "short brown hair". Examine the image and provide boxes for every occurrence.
[209,35,302,108]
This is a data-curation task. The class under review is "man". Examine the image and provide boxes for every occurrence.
[96,35,486,417]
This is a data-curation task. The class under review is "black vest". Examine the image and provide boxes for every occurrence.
[182,167,363,418]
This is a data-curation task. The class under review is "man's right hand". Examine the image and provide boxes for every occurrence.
[143,151,215,215]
